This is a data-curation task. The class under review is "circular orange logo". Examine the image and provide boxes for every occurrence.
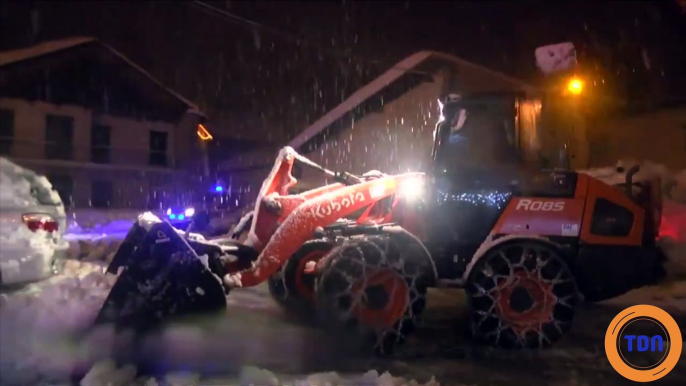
[605,305,682,382]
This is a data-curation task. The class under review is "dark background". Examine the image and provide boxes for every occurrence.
[1,0,685,143]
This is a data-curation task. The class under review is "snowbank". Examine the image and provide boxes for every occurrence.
[0,261,115,386]
[80,364,441,386]
[65,236,123,263]
[1,259,441,386]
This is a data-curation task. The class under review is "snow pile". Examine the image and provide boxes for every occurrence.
[0,159,36,208]
[580,159,685,203]
[0,225,57,283]
[0,262,114,386]
[65,236,124,264]
[66,209,141,237]
[0,157,63,209]
[79,363,441,386]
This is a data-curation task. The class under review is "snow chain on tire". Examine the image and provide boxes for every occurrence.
[315,234,435,356]
[268,239,333,315]
[466,241,579,349]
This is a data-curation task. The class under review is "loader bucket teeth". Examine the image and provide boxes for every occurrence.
[95,222,227,331]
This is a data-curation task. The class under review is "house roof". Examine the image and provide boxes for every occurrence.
[288,50,538,150]
[0,37,203,116]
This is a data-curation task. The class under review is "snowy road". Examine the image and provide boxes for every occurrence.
[2,256,686,386]
[1,195,685,385]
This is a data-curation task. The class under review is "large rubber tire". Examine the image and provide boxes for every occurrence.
[268,240,333,313]
[466,241,579,349]
[315,234,433,356]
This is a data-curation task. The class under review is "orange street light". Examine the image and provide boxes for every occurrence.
[197,123,213,141]
[567,78,583,95]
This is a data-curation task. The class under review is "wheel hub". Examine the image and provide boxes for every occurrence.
[495,269,556,334]
[350,268,409,329]
[509,286,534,313]
[364,284,390,310]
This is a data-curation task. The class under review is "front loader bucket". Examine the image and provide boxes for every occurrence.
[95,221,227,332]
[106,220,147,275]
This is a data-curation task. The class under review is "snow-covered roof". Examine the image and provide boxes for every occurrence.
[0,37,203,115]
[288,50,538,150]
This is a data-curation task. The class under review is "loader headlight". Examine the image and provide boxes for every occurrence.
[400,177,424,201]
[184,207,195,217]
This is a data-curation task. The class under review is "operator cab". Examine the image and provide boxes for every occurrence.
[425,94,580,279]
[432,95,519,185]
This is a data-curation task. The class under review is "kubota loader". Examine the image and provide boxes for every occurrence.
[98,95,665,355]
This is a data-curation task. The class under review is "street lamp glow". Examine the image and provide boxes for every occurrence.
[567,78,583,95]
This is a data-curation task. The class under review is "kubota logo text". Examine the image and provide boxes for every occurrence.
[605,305,682,382]
[515,199,565,212]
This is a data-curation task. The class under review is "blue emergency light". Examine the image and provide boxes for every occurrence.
[166,207,194,221]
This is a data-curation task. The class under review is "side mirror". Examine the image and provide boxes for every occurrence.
[535,42,577,75]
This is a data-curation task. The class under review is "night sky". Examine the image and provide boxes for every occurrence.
[1,0,685,144]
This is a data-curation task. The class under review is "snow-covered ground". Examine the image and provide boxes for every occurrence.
[1,161,685,386]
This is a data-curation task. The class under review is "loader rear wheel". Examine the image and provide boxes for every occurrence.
[316,234,433,356]
[466,241,578,349]
[268,240,333,313]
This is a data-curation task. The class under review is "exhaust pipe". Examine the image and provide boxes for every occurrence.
[625,165,641,197]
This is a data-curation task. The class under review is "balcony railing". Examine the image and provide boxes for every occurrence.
[0,138,180,169]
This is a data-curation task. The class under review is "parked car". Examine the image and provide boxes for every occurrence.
[0,158,68,286]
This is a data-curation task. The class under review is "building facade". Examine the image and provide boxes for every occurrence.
[218,51,546,198]
[586,106,686,171]
[0,37,206,209]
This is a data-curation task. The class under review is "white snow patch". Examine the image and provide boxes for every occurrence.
[0,158,61,209]
[80,360,137,386]
[0,223,61,284]
[64,236,124,263]
[224,272,243,288]
[0,261,113,385]
[75,365,441,386]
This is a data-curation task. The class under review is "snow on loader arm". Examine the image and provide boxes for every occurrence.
[94,146,424,337]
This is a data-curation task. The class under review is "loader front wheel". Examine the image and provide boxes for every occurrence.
[268,240,333,313]
[316,235,433,356]
[466,241,579,349]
